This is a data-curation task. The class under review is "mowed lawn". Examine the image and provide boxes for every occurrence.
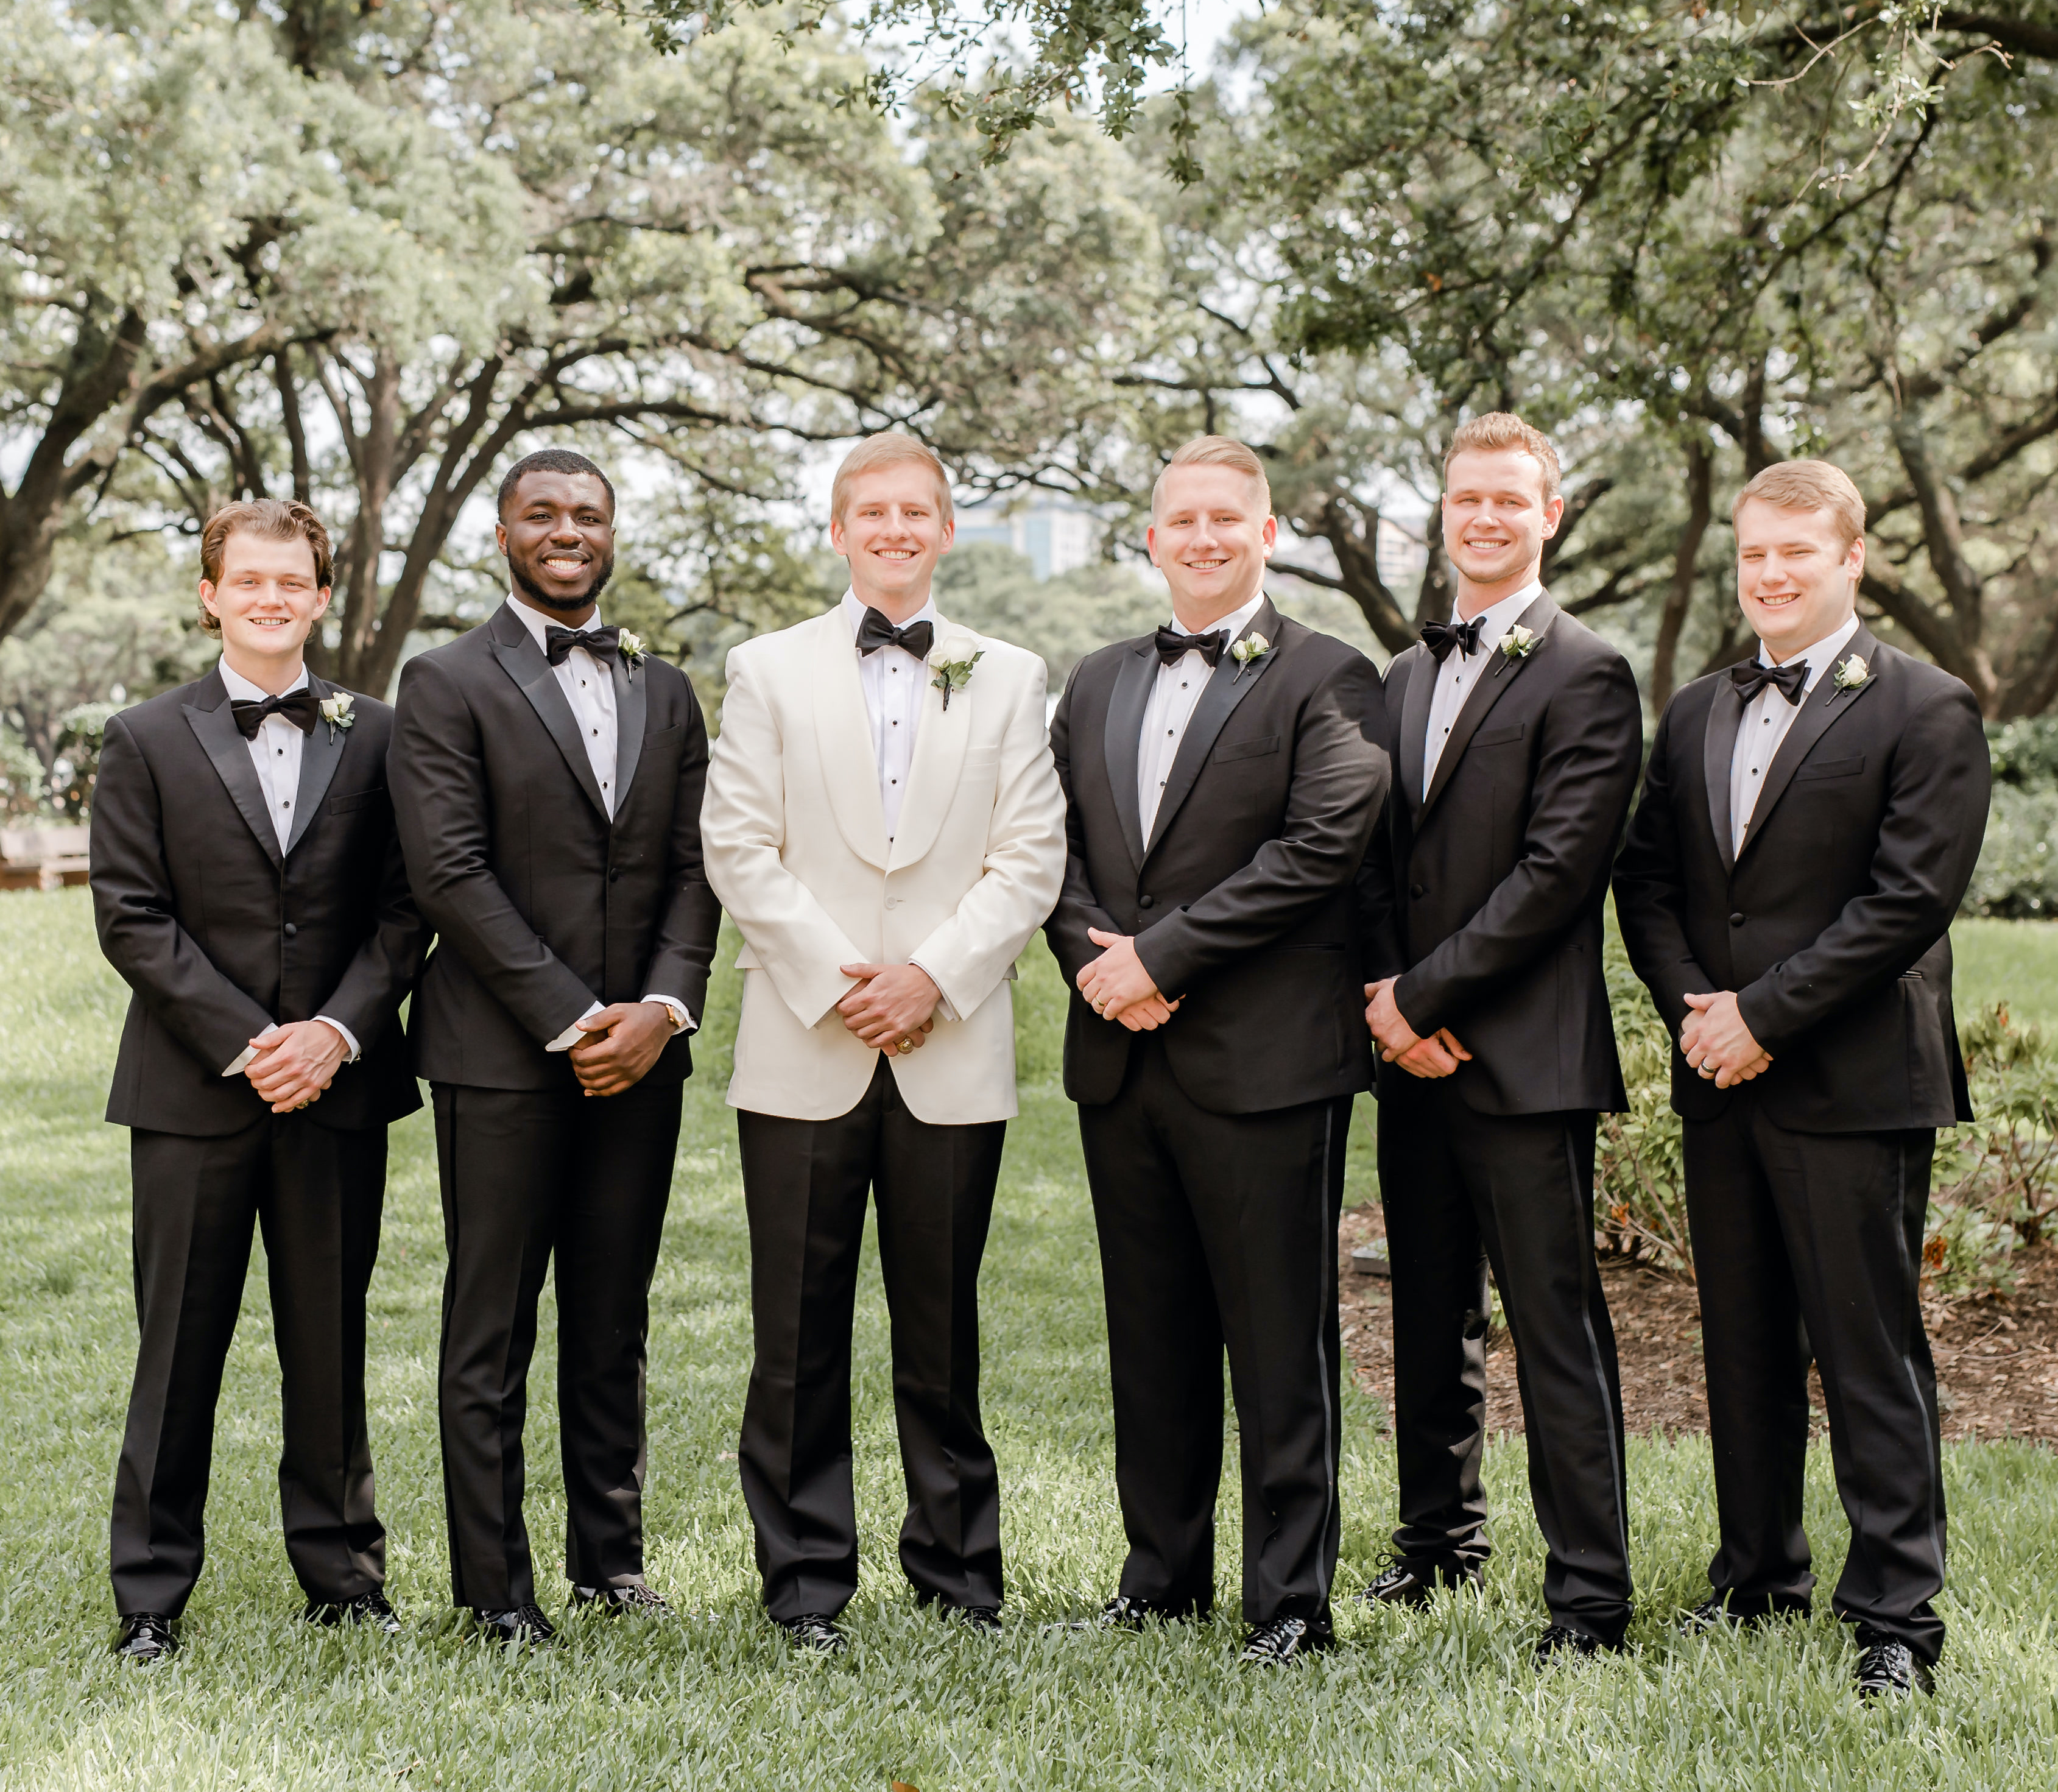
[1,889,2056,1790]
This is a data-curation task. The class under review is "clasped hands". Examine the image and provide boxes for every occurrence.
[1076,927,1179,1031]
[837,962,940,1054]
[1679,990,1771,1088]
[242,1019,348,1113]
[569,1001,678,1097]
[1364,978,1471,1078]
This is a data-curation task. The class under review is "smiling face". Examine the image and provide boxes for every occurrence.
[199,531,330,691]
[830,464,953,620]
[1441,447,1564,615]
[498,470,616,624]
[1734,496,1864,663]
[1147,464,1277,630]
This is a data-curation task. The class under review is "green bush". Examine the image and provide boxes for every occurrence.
[1966,720,2058,917]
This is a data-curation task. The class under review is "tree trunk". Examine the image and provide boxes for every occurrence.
[1650,436,1713,712]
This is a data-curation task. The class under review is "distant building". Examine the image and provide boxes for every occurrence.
[953,502,1099,581]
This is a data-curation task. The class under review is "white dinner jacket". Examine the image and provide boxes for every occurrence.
[701,605,1066,1123]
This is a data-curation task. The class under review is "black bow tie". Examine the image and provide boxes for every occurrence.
[1155,626,1228,668]
[230,689,320,740]
[1729,659,1810,706]
[856,608,935,660]
[544,624,619,666]
[1420,617,1485,664]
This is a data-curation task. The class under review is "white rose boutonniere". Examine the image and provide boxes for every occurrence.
[1832,652,1869,693]
[616,630,648,668]
[1493,624,1543,676]
[318,690,355,742]
[929,640,985,711]
[1230,632,1271,681]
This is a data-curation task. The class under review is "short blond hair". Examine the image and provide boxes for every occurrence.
[197,498,334,636]
[1731,459,1866,548]
[830,432,953,525]
[1443,412,1563,503]
[1152,435,1272,518]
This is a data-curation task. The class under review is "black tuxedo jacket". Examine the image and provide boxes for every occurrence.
[91,669,426,1137]
[1046,599,1389,1116]
[1613,628,1989,1133]
[389,603,721,1093]
[1365,592,1643,1116]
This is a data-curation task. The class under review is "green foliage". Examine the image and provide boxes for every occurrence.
[933,542,1161,688]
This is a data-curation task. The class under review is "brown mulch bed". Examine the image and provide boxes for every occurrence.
[1339,1205,2058,1444]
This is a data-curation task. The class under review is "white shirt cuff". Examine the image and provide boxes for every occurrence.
[908,958,957,1024]
[643,995,694,1035]
[546,1002,607,1051]
[222,1022,279,1078]
[313,1015,361,1062]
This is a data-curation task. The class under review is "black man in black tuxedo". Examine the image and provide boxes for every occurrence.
[1361,416,1644,1667]
[90,499,426,1662]
[389,450,721,1643]
[1614,460,1990,1699]
[1046,437,1387,1665]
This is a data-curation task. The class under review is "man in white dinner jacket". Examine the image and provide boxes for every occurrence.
[701,432,1066,1653]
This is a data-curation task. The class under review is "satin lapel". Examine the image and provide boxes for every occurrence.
[1702,679,1743,875]
[1146,599,1283,857]
[489,613,608,819]
[1420,591,1556,820]
[1396,646,1436,814]
[1736,627,1881,866]
[887,617,974,870]
[610,650,647,819]
[1101,639,1155,871]
[285,675,347,855]
[809,609,890,870]
[182,672,281,868]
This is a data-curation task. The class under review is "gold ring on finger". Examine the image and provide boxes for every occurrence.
[896,1036,915,1054]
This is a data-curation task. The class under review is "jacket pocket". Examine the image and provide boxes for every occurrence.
[1471,722,1524,749]
[1213,733,1280,763]
[1795,755,1864,781]
[325,788,384,816]
[964,747,1001,769]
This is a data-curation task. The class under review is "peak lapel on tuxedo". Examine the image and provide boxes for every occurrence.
[1702,677,1744,874]
[809,607,890,870]
[610,649,647,819]
[1146,599,1282,856]
[285,674,347,854]
[1735,626,1881,864]
[183,670,282,868]
[1420,591,1556,820]
[889,619,973,870]
[488,605,610,818]
[1101,638,1155,872]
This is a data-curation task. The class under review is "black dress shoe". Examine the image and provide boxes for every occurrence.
[1239,1614,1334,1665]
[571,1582,672,1617]
[1065,1593,1206,1632]
[471,1603,556,1646]
[114,1612,178,1662]
[1360,1556,1479,1609]
[775,1612,847,1656]
[305,1590,402,1633]
[1855,1636,1934,1699]
[940,1603,1003,1637]
[1534,1623,1624,1670]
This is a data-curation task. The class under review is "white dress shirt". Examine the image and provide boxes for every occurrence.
[501,598,691,1046]
[1729,612,1861,856]
[214,656,359,1074]
[842,587,937,847]
[1138,590,1267,844]
[1421,580,1542,799]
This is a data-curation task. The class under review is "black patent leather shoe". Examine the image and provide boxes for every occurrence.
[304,1590,402,1633]
[114,1612,178,1662]
[775,1612,848,1656]
[571,1582,672,1617]
[471,1603,556,1646]
[1360,1556,1479,1609]
[1534,1623,1623,1670]
[1239,1614,1334,1665]
[940,1603,1003,1637]
[1855,1636,1934,1699]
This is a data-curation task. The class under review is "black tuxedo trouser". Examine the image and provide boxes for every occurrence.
[1685,1095,1946,1662]
[1378,1082,1632,1643]
[111,1118,386,1618]
[736,1057,1006,1620]
[431,1079,681,1610]
[1078,1035,1351,1627]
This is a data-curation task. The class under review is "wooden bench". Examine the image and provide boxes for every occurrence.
[0,825,91,892]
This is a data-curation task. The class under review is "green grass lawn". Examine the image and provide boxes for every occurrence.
[2,889,2055,1790]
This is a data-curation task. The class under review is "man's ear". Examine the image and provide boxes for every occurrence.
[311,585,333,619]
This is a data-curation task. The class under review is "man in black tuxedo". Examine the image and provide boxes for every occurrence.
[1614,460,1989,1699]
[90,499,426,1661]
[1046,435,1387,1664]
[1360,413,1644,1667]
[389,449,721,1644]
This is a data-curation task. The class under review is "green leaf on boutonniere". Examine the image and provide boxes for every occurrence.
[1831,652,1869,693]
[318,691,356,742]
[931,649,984,711]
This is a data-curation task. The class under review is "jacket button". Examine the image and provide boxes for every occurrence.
[608,867,621,883]
[1138,894,1155,909]
[283,923,297,939]
[1410,883,1425,899]
[1729,911,1745,927]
